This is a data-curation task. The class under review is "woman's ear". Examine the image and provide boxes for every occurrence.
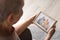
[7,14,14,23]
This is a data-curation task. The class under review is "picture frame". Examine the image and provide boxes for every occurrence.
[33,11,57,33]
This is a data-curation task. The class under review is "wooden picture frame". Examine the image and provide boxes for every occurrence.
[33,11,57,33]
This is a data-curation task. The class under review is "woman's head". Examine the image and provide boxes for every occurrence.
[0,0,24,25]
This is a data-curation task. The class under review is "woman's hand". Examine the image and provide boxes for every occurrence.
[48,25,56,36]
[31,13,40,24]
[45,25,56,40]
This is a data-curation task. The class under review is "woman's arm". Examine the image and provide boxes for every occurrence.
[14,15,36,35]
[44,25,56,40]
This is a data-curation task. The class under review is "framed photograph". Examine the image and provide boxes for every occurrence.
[33,11,57,33]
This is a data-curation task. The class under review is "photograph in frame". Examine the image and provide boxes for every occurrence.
[33,11,57,33]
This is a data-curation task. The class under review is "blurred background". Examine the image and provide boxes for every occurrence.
[14,0,60,40]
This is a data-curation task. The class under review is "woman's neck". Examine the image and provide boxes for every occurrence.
[0,25,13,37]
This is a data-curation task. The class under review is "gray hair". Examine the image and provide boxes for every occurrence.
[0,0,23,22]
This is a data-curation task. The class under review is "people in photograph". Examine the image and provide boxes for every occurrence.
[37,17,45,25]
[42,19,49,29]
[0,0,56,40]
